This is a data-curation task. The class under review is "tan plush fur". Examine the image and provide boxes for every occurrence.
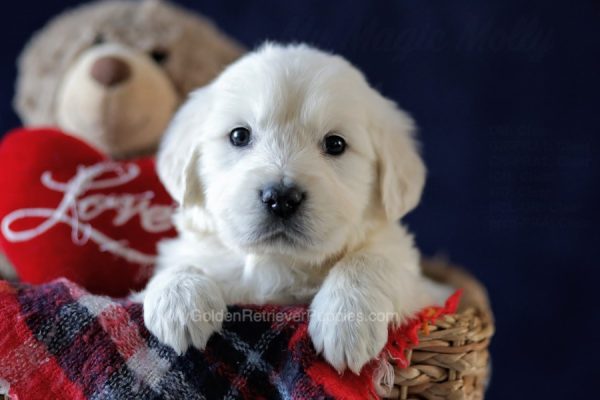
[0,253,17,281]
[14,0,243,157]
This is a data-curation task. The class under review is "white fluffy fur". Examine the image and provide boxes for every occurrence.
[141,43,432,374]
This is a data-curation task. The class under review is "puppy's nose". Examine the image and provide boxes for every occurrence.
[260,184,304,219]
[91,56,131,87]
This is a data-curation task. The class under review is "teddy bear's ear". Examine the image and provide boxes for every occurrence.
[13,5,90,126]
[140,0,163,14]
[171,9,245,95]
[157,87,212,206]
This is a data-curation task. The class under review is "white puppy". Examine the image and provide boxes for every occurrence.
[142,43,433,374]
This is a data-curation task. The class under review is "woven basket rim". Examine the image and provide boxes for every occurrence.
[381,258,495,400]
[422,257,494,326]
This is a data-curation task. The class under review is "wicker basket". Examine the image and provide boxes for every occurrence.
[383,258,495,400]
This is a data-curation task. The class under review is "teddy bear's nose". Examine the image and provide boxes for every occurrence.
[90,56,131,87]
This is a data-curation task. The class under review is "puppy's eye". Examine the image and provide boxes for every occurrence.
[150,48,169,64]
[323,135,346,156]
[230,127,251,147]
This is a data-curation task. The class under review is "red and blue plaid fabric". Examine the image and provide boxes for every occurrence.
[0,279,460,400]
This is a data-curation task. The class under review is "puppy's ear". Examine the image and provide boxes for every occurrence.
[371,99,426,221]
[180,149,203,208]
[157,88,211,207]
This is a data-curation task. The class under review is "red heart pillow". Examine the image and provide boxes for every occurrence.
[0,128,177,296]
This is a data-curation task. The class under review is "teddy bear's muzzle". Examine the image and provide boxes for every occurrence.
[90,56,131,87]
[55,43,179,158]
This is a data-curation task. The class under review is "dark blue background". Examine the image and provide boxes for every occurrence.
[1,1,598,399]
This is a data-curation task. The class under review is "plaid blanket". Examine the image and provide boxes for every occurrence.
[0,279,460,400]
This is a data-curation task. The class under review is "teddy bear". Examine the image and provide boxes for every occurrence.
[0,0,244,282]
[14,0,243,158]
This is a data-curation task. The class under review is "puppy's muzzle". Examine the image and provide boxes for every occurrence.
[260,183,305,219]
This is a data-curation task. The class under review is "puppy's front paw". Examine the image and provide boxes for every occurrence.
[308,289,392,374]
[143,271,226,354]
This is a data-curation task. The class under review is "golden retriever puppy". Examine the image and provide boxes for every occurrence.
[142,43,432,374]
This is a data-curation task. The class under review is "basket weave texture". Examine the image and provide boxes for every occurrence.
[384,259,495,400]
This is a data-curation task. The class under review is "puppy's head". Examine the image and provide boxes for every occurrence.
[158,43,425,264]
